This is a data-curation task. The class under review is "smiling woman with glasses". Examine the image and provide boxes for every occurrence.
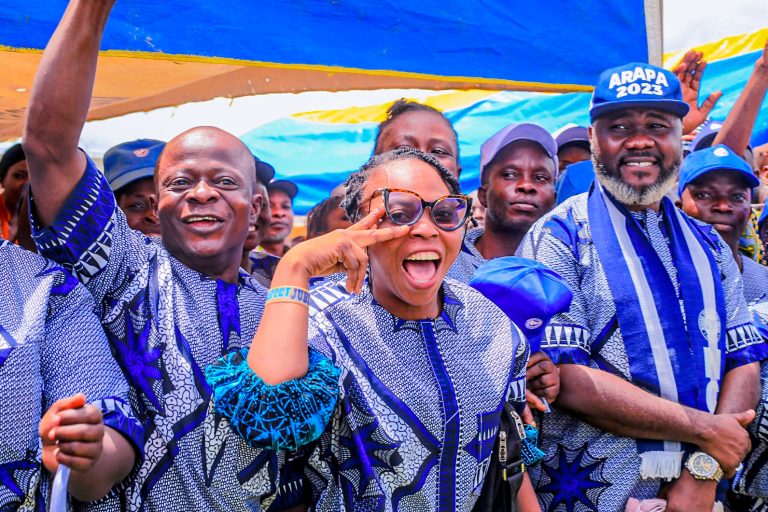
[205,147,530,510]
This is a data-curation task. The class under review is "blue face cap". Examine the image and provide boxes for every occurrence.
[469,256,573,352]
[678,144,758,196]
[589,62,689,123]
[556,159,595,205]
[104,139,165,192]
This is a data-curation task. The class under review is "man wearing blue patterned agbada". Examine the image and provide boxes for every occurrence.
[18,1,301,510]
[0,240,142,509]
[519,62,768,511]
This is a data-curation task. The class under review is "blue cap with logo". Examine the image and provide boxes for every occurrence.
[104,139,165,192]
[469,256,573,352]
[589,62,689,123]
[678,144,758,196]
[556,159,595,205]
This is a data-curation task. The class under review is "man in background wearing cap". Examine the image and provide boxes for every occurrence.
[520,62,766,511]
[554,125,591,174]
[103,139,164,236]
[448,122,560,425]
[679,144,768,304]
[243,156,284,287]
[261,178,298,257]
[449,122,558,283]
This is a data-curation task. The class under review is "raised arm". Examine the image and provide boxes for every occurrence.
[22,0,115,227]
[248,209,409,384]
[712,39,768,157]
[673,50,723,135]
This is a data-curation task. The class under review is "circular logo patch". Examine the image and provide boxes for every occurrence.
[134,148,149,157]
[698,308,721,345]
[713,147,729,157]
[525,318,543,330]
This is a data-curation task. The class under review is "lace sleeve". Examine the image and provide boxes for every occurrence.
[205,347,341,451]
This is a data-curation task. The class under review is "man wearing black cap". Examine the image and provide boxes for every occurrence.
[103,139,164,236]
[520,62,766,511]
[19,1,313,510]
[242,156,283,287]
[261,178,298,256]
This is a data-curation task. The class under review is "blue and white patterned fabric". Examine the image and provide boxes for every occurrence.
[249,250,281,288]
[743,257,768,306]
[30,156,292,511]
[446,227,486,283]
[210,276,529,511]
[732,300,768,508]
[0,240,142,511]
[518,192,767,512]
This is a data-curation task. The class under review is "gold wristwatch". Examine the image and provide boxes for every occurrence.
[684,451,723,481]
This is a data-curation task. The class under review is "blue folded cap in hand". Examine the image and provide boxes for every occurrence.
[469,256,573,352]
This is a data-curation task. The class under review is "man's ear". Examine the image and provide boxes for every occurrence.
[251,192,264,219]
[478,184,489,208]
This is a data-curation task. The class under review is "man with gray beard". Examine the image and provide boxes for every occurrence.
[519,62,767,512]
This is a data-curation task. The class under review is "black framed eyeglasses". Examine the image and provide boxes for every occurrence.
[368,188,472,231]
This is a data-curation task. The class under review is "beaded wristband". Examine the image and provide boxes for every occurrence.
[266,286,310,307]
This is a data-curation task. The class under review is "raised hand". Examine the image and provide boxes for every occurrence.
[40,394,105,474]
[673,50,723,134]
[280,208,410,294]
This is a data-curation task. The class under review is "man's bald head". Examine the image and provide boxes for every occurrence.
[156,126,256,191]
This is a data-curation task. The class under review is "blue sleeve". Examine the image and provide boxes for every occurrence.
[31,153,151,308]
[717,243,768,371]
[41,267,144,456]
[205,347,341,452]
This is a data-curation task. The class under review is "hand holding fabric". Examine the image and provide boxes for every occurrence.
[40,393,104,474]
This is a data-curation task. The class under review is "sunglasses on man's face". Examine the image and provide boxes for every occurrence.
[366,188,472,231]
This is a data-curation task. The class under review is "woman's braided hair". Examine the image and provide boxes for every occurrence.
[340,147,460,223]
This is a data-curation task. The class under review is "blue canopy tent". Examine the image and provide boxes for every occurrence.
[0,0,662,139]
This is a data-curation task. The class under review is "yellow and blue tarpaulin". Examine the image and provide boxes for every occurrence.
[240,28,768,213]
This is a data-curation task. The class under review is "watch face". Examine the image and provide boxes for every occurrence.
[690,453,718,478]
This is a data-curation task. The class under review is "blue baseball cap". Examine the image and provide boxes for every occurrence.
[589,62,689,123]
[469,256,573,352]
[556,159,595,205]
[104,139,165,192]
[554,125,590,152]
[480,123,559,178]
[678,144,759,196]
